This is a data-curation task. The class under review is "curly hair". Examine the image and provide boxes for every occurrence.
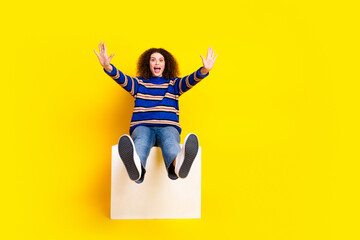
[137,48,180,79]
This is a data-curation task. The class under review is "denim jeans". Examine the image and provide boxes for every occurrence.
[130,125,181,183]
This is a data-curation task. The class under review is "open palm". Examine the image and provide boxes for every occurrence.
[94,42,114,68]
[201,47,218,71]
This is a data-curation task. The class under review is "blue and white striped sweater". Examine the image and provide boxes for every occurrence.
[104,64,209,134]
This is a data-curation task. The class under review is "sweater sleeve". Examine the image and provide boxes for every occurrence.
[176,67,209,96]
[104,64,138,96]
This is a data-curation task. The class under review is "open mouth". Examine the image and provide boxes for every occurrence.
[154,67,161,73]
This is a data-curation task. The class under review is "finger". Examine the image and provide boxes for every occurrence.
[210,48,215,59]
[94,49,100,57]
[99,44,102,54]
[103,42,108,55]
[200,55,205,63]
[214,54,218,61]
[109,53,114,61]
[207,47,211,58]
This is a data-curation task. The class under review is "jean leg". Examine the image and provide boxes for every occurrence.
[131,126,156,169]
[156,126,181,180]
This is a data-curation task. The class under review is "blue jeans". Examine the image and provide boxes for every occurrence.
[130,126,181,183]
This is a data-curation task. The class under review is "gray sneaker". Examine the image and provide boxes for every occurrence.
[118,135,142,181]
[175,133,199,179]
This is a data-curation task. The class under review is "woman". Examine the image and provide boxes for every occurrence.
[95,42,217,183]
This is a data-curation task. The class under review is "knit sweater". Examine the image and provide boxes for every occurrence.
[104,64,209,134]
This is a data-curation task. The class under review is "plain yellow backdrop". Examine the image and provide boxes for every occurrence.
[1,0,358,239]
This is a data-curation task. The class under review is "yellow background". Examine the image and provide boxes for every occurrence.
[1,0,358,239]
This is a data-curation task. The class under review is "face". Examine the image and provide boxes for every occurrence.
[149,52,165,77]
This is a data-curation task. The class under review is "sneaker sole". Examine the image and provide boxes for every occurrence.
[178,134,199,178]
[118,136,140,181]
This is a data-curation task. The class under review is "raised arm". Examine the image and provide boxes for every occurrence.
[177,47,218,95]
[200,47,218,75]
[94,42,138,96]
[94,42,114,72]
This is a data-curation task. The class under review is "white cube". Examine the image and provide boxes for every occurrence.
[111,145,202,219]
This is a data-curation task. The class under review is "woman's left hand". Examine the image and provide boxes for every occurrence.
[200,47,218,72]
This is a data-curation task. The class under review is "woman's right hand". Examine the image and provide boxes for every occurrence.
[94,42,114,72]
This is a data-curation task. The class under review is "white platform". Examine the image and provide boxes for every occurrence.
[111,145,201,219]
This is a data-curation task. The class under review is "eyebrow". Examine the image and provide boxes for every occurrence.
[151,57,165,60]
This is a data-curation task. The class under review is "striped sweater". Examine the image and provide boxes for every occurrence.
[104,64,209,134]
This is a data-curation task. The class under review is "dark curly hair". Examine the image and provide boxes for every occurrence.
[137,48,180,80]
